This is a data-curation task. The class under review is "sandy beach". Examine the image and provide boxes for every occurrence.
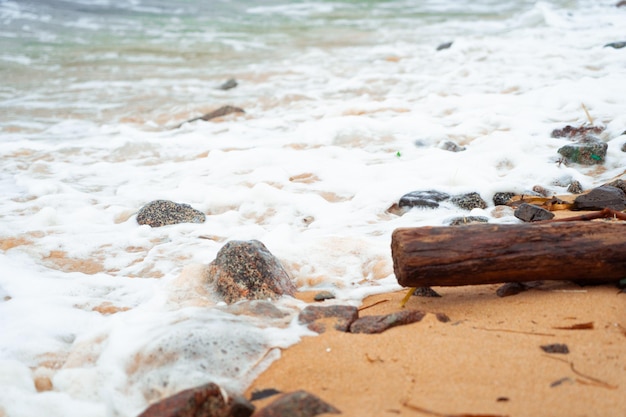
[247,282,626,417]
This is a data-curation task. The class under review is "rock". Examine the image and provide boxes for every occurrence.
[220,300,289,319]
[412,287,441,298]
[604,179,626,195]
[440,140,465,152]
[604,41,626,49]
[447,216,489,226]
[137,382,254,417]
[618,1,626,7]
[572,185,626,211]
[179,105,245,127]
[567,180,583,194]
[514,203,555,222]
[622,142,626,152]
[550,125,604,139]
[313,291,335,301]
[218,79,238,90]
[206,240,297,304]
[540,344,570,354]
[137,200,205,227]
[493,192,515,206]
[298,305,358,333]
[254,391,339,417]
[450,192,488,210]
[398,190,450,209]
[557,136,607,165]
[349,310,426,334]
[436,41,453,51]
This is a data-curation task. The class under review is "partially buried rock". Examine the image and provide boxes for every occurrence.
[298,305,358,333]
[137,200,205,227]
[450,192,488,210]
[604,41,626,49]
[557,136,607,165]
[206,240,296,304]
[550,124,604,139]
[254,391,339,417]
[412,286,441,298]
[514,203,555,222]
[447,216,489,226]
[398,190,450,209]
[567,180,583,194]
[349,310,426,334]
[440,140,465,152]
[178,105,245,127]
[573,185,626,211]
[493,192,515,206]
[218,78,238,90]
[137,382,254,417]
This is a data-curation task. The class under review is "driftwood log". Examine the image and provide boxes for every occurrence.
[391,221,626,287]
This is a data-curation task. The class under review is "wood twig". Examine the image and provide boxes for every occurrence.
[546,207,626,222]
[401,400,507,417]
[544,356,618,390]
[472,327,556,337]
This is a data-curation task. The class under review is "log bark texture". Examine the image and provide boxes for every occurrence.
[391,222,626,287]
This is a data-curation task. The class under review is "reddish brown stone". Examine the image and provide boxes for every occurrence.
[254,391,339,417]
[297,305,358,333]
[349,310,426,334]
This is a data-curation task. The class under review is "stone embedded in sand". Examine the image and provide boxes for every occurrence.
[254,390,340,417]
[447,216,489,226]
[573,185,626,211]
[137,382,254,417]
[298,305,359,333]
[137,200,205,227]
[206,240,296,304]
[450,192,488,210]
[349,310,426,334]
[557,136,607,165]
[514,203,555,222]
[398,190,450,209]
[493,192,516,206]
[440,140,465,152]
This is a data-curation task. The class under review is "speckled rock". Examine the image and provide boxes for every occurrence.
[313,291,335,301]
[514,203,555,222]
[573,185,626,211]
[550,125,604,139]
[447,216,489,226]
[206,240,296,304]
[137,382,254,417]
[604,179,626,195]
[349,310,426,334]
[254,391,339,417]
[567,180,584,194]
[440,140,465,152]
[450,192,488,210]
[298,305,358,333]
[493,192,515,206]
[137,200,205,227]
[557,136,607,165]
[411,287,441,298]
[398,190,450,209]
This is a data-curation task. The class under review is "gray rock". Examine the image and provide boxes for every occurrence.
[298,305,358,333]
[436,41,453,51]
[440,140,465,152]
[137,200,205,227]
[398,190,450,209]
[557,136,607,165]
[411,287,441,298]
[493,192,515,206]
[218,78,238,90]
[604,41,626,49]
[349,310,426,334]
[313,291,335,302]
[447,216,489,226]
[254,391,339,417]
[573,185,626,211]
[567,180,583,194]
[206,240,296,304]
[514,203,555,222]
[450,192,488,210]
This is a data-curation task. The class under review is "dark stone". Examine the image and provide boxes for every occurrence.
[250,389,282,402]
[440,140,465,152]
[435,312,450,323]
[412,287,441,297]
[604,41,626,49]
[137,382,254,417]
[550,125,604,139]
[298,305,358,333]
[567,180,583,194]
[349,310,426,334]
[604,179,626,195]
[182,105,245,126]
[540,344,570,354]
[254,391,339,417]
[493,192,515,206]
[618,1,626,7]
[137,200,205,227]
[557,136,607,165]
[497,281,543,297]
[398,190,450,209]
[206,240,296,304]
[313,291,335,302]
[447,216,489,226]
[573,185,626,211]
[622,142,626,152]
[218,79,238,90]
[436,41,453,51]
[450,192,488,210]
[514,203,555,222]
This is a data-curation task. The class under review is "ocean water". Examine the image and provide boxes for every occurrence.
[1,0,625,415]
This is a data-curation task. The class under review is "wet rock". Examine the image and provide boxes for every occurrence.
[250,388,282,402]
[254,391,339,417]
[493,192,515,206]
[540,343,570,354]
[514,203,555,222]
[497,281,543,297]
[206,240,296,304]
[398,190,450,209]
[604,41,626,49]
[313,291,335,301]
[450,192,488,210]
[440,140,465,152]
[618,1,626,7]
[557,136,607,165]
[532,185,552,197]
[137,200,205,227]
[572,185,626,211]
[298,305,358,333]
[604,179,626,195]
[179,105,245,127]
[567,180,583,194]
[349,310,426,334]
[550,125,604,139]
[137,382,254,417]
[218,79,238,90]
[447,216,489,226]
[412,287,441,297]
[622,142,626,152]
[436,41,453,51]
[220,300,289,319]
